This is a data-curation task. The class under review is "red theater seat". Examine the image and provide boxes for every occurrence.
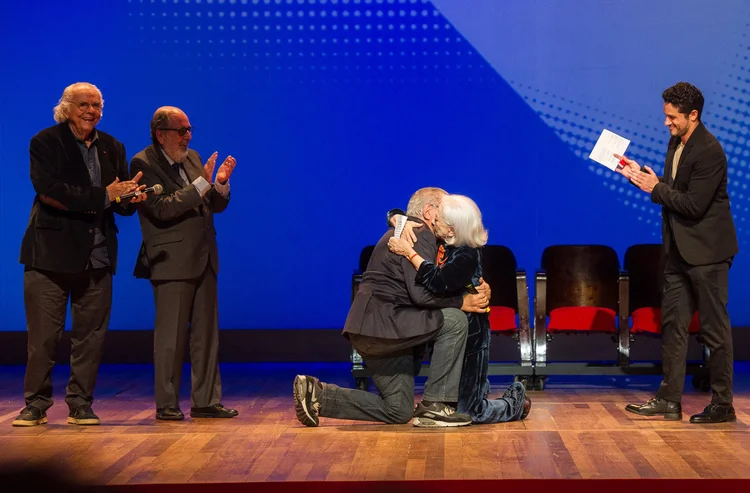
[481,246,533,366]
[534,245,628,367]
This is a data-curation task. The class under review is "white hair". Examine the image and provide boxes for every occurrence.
[52,82,104,123]
[405,187,447,218]
[440,194,488,248]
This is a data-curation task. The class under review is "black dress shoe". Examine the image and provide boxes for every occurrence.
[190,403,238,419]
[690,403,736,424]
[625,397,682,420]
[156,408,185,421]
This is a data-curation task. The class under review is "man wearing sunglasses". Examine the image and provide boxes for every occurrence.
[130,106,238,421]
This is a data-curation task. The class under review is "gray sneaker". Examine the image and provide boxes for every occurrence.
[293,375,323,427]
[412,401,472,428]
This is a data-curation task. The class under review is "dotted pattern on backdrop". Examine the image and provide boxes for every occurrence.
[127,0,499,85]
[128,0,748,246]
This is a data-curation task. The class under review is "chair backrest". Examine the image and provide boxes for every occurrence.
[624,243,665,312]
[358,245,375,273]
[481,245,519,310]
[541,245,620,313]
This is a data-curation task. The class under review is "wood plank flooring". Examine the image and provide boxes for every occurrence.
[0,363,748,485]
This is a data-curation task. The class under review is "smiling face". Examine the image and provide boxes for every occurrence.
[68,88,102,140]
[663,102,698,141]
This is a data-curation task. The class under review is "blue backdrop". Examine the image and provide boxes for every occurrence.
[0,0,748,331]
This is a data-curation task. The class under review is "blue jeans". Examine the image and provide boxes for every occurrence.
[457,314,526,424]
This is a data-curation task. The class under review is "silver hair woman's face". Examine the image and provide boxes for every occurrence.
[433,208,453,241]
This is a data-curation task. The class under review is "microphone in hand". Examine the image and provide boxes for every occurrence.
[114,183,163,203]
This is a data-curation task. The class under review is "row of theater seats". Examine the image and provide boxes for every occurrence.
[350,244,709,391]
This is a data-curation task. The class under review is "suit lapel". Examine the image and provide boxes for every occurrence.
[672,123,705,185]
[59,123,93,183]
[97,136,116,187]
[183,151,203,184]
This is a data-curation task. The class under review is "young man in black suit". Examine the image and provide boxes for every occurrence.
[14,82,146,427]
[617,81,738,424]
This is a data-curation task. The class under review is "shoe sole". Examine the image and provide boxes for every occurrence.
[293,376,319,427]
[624,407,682,420]
[11,417,47,427]
[67,417,100,425]
[690,415,737,424]
[189,413,235,419]
[156,415,185,421]
[413,417,472,428]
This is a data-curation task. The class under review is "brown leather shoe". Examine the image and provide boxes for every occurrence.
[625,397,682,420]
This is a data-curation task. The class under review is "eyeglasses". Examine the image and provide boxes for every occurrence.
[159,126,193,136]
[76,101,102,111]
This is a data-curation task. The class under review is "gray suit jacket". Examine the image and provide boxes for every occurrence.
[130,144,229,281]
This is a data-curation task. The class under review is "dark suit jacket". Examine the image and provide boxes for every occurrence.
[130,145,229,281]
[650,123,738,265]
[19,123,135,274]
[343,219,464,340]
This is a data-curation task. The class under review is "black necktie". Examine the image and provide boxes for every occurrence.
[173,162,188,186]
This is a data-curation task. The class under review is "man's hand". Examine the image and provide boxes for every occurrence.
[106,175,142,203]
[476,277,491,302]
[129,184,149,204]
[461,293,489,313]
[388,236,415,258]
[630,166,660,193]
[215,155,236,185]
[203,151,218,183]
[613,153,641,178]
[388,214,422,246]
[401,220,422,246]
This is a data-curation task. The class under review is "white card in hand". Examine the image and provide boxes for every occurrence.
[394,215,407,239]
[590,129,630,171]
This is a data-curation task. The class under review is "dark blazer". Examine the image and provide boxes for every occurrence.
[343,219,464,340]
[650,122,738,265]
[130,145,229,281]
[19,123,135,274]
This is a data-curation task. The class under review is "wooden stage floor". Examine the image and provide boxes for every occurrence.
[1,363,749,489]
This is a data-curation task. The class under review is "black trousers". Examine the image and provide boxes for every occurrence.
[151,263,222,410]
[23,267,112,411]
[656,252,733,405]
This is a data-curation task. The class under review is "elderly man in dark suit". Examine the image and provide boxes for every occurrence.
[130,106,238,421]
[293,187,490,428]
[13,82,146,427]
[617,82,738,424]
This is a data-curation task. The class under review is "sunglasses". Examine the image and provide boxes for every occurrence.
[159,126,193,136]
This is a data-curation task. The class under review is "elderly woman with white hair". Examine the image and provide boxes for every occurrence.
[388,194,530,424]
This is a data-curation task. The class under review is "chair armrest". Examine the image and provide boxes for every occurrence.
[534,270,548,366]
[515,269,532,366]
[617,271,630,367]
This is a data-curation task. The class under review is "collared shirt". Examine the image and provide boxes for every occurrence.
[72,128,110,268]
[160,148,230,198]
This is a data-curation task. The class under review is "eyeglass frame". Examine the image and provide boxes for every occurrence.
[158,126,194,137]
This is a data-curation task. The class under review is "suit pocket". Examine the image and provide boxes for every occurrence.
[35,216,64,230]
[150,231,184,247]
